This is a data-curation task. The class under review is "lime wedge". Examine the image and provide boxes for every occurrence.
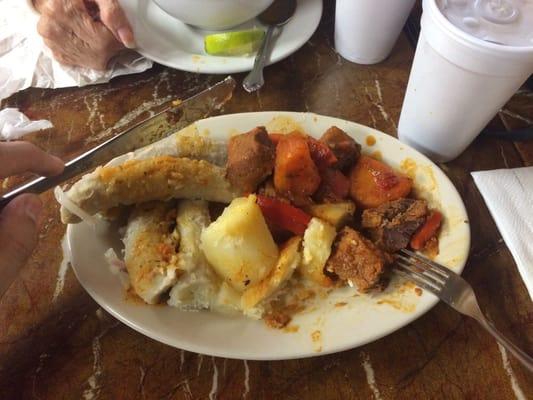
[204,29,265,56]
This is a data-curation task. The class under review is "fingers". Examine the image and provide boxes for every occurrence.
[0,194,42,297]
[37,1,124,70]
[93,0,135,48]
[0,142,64,179]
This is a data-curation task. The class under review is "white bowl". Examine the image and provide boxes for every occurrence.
[152,0,275,30]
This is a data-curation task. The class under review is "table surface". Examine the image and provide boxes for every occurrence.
[1,1,532,399]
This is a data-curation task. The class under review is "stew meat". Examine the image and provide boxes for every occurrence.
[320,126,361,170]
[326,227,391,292]
[361,198,428,252]
[226,127,276,193]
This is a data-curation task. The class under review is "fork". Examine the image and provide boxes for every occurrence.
[395,248,533,372]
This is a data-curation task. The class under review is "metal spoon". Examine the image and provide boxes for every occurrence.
[242,0,297,93]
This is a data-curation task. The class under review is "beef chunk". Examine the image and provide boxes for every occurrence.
[361,198,428,252]
[326,227,390,292]
[320,126,361,170]
[226,127,275,193]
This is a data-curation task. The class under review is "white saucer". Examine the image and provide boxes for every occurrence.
[118,0,323,74]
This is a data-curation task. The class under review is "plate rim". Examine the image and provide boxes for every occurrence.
[67,111,471,360]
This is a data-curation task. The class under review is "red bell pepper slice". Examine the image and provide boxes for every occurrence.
[256,195,312,236]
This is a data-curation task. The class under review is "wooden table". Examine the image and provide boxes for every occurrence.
[1,1,532,399]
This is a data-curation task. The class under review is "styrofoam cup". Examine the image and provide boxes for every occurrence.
[334,0,416,64]
[398,0,533,162]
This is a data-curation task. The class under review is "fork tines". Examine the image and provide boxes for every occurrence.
[394,249,450,293]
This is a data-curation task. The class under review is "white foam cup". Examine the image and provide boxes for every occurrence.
[334,0,416,64]
[398,0,533,162]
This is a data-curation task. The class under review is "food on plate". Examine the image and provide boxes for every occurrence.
[226,127,276,193]
[241,236,302,311]
[57,122,443,328]
[123,201,180,304]
[273,132,321,205]
[168,200,218,310]
[305,202,355,229]
[410,210,443,253]
[299,218,336,287]
[60,156,240,224]
[350,155,412,209]
[200,194,279,291]
[320,126,361,169]
[325,227,391,292]
[361,198,428,253]
[256,194,311,236]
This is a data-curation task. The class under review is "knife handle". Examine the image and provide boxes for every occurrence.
[0,156,88,211]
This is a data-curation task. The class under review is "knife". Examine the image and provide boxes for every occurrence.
[0,76,236,211]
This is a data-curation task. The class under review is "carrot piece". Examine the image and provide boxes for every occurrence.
[349,155,412,208]
[410,211,443,250]
[274,133,321,203]
[307,137,338,170]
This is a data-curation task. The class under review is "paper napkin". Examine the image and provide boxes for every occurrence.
[472,167,533,301]
[0,0,152,101]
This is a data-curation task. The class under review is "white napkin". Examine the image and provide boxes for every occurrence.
[0,0,152,102]
[472,167,533,300]
[0,107,52,140]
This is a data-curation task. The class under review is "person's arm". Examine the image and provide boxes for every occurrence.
[0,142,64,297]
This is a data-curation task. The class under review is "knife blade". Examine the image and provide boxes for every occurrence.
[0,76,236,210]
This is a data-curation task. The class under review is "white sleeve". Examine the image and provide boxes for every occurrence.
[24,0,39,15]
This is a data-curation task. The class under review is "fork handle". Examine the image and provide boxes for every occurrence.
[476,314,533,372]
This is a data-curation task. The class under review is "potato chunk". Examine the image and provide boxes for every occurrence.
[200,195,279,291]
[305,202,356,229]
[241,237,302,310]
[299,218,337,286]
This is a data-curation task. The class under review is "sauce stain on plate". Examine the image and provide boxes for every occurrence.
[365,135,376,146]
[400,157,438,192]
[370,150,382,161]
[311,330,322,352]
[375,279,418,313]
[284,325,299,333]
[401,157,440,209]
[376,298,416,313]
[192,55,206,64]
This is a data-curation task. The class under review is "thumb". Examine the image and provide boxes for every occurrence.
[94,0,135,48]
[0,194,42,297]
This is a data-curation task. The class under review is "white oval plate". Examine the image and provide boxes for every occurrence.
[68,112,470,360]
[118,0,323,74]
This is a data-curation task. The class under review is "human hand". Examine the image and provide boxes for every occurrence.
[34,0,135,70]
[0,142,64,296]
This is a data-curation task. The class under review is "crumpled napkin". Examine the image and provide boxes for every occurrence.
[0,107,52,140]
[472,167,533,301]
[0,0,152,101]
